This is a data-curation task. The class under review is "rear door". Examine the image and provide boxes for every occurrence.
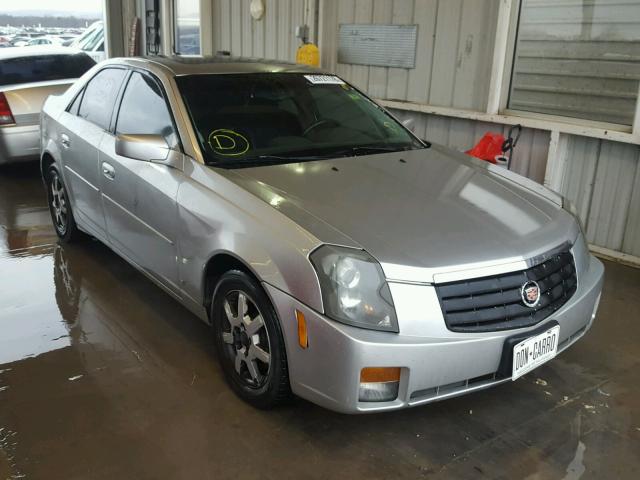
[58,67,127,239]
[99,70,182,292]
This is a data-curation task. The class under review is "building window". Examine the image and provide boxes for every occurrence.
[508,0,640,126]
[174,0,201,55]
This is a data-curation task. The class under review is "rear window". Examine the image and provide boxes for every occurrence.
[0,53,95,86]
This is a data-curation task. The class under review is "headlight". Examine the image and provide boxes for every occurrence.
[310,245,399,332]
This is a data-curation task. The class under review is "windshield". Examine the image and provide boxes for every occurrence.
[176,73,425,167]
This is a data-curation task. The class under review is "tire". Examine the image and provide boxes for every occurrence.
[211,270,291,409]
[46,165,84,243]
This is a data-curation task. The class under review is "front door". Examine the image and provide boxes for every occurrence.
[99,71,182,291]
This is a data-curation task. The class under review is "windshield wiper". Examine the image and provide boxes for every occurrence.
[325,145,412,157]
[210,143,428,169]
[351,145,410,155]
[212,153,335,169]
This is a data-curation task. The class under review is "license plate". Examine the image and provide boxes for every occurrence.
[512,325,560,380]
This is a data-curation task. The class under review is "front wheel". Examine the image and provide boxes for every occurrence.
[46,166,84,243]
[211,270,291,409]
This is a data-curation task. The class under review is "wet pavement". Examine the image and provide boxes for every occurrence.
[0,163,639,480]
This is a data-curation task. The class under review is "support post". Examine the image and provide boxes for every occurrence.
[544,130,569,193]
[486,0,514,115]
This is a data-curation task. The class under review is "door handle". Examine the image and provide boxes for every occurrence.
[60,133,71,149]
[102,162,115,180]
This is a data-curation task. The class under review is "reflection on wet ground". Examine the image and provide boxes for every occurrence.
[0,164,639,479]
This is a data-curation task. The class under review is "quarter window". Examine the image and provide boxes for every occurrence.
[116,72,177,147]
[78,68,127,130]
[68,89,83,115]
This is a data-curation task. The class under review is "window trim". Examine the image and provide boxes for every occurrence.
[377,99,638,145]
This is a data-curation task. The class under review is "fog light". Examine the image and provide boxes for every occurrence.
[359,367,400,402]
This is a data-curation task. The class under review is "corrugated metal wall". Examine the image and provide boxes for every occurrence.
[561,137,640,256]
[335,0,500,110]
[391,109,550,183]
[212,0,312,62]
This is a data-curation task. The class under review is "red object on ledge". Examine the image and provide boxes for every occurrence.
[465,132,505,164]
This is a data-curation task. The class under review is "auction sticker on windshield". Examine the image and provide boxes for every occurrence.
[512,325,560,380]
[304,75,345,85]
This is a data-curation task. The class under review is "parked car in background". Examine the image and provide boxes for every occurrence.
[68,21,105,63]
[27,37,62,47]
[0,47,95,165]
[10,37,30,47]
[39,56,604,414]
[59,35,78,46]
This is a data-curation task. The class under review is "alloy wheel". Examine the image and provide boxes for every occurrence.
[221,290,272,388]
[50,172,68,235]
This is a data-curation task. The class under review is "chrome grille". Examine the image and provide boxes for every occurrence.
[436,251,577,332]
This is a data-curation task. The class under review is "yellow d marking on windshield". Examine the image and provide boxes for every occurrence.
[383,121,398,132]
[208,129,250,156]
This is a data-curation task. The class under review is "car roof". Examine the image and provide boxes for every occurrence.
[0,46,86,61]
[116,55,327,76]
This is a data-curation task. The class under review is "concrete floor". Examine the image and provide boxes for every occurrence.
[0,163,639,480]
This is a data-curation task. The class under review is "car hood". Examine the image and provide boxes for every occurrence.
[221,145,578,282]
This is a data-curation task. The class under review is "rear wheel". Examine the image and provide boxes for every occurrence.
[211,270,291,409]
[46,166,84,243]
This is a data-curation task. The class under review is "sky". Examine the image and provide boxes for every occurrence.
[1,0,102,15]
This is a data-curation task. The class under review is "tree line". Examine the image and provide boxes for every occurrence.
[0,15,99,29]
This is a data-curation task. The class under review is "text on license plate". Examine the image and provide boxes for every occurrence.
[512,325,560,380]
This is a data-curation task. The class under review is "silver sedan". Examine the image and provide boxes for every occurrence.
[40,57,604,413]
[0,47,95,164]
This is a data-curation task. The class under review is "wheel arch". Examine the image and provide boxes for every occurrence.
[202,250,263,317]
[40,151,56,180]
[40,136,63,181]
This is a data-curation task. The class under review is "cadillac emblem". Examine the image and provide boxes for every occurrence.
[521,280,541,308]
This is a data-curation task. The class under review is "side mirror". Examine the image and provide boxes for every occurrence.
[115,134,182,169]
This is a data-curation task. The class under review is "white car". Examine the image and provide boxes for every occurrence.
[27,37,62,47]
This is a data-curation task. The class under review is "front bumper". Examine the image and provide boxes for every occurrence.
[0,124,40,164]
[265,254,604,414]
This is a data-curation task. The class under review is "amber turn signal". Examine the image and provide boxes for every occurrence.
[360,367,401,383]
[295,309,308,349]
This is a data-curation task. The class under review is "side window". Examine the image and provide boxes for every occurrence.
[116,72,177,147]
[78,68,126,130]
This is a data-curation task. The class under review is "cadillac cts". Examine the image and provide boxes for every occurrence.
[40,57,604,413]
